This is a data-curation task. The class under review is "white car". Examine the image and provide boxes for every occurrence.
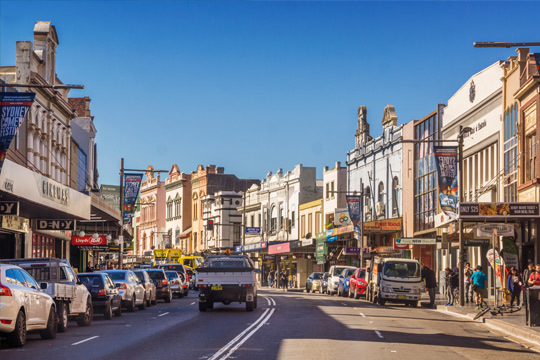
[327,265,357,296]
[0,264,57,347]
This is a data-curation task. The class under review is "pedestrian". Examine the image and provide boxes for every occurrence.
[444,267,456,306]
[421,265,437,308]
[280,269,287,291]
[85,263,94,272]
[464,263,473,303]
[471,265,487,310]
[528,264,540,287]
[506,267,523,307]
[267,271,274,288]
[523,262,535,307]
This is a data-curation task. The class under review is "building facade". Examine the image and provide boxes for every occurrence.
[164,164,192,254]
[138,166,166,256]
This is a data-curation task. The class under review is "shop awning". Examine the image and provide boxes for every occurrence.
[176,227,192,239]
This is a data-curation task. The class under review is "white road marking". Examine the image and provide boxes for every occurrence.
[72,336,99,346]
[270,297,276,306]
[359,312,366,317]
[342,303,347,306]
[158,312,169,317]
[391,350,397,353]
[375,331,384,339]
[263,296,271,306]
[209,309,271,360]
[190,302,196,305]
[218,309,276,360]
[369,321,373,324]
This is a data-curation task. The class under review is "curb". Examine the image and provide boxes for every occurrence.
[436,306,540,352]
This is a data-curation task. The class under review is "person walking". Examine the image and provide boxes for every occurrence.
[444,267,456,306]
[422,265,437,308]
[506,267,523,307]
[464,263,473,303]
[267,270,274,288]
[280,269,287,291]
[528,264,540,287]
[471,265,487,310]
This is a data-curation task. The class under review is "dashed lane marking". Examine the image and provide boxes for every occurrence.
[190,302,196,305]
[72,336,99,346]
[375,331,384,339]
[158,312,169,317]
[360,312,366,317]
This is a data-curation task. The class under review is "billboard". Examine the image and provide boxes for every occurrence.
[460,203,540,218]
[123,173,143,223]
[434,146,458,219]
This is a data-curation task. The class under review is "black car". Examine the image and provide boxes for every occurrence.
[146,269,172,303]
[78,272,122,319]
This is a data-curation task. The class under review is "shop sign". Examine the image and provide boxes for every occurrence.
[343,247,361,255]
[235,245,242,253]
[280,255,289,260]
[477,224,514,237]
[445,232,474,242]
[268,242,290,255]
[363,218,402,231]
[460,202,540,218]
[83,245,109,251]
[71,235,107,246]
[395,238,437,245]
[2,178,14,193]
[327,236,338,242]
[435,211,453,228]
[315,231,327,241]
[301,239,313,246]
[1,215,29,233]
[393,240,410,250]
[263,255,274,260]
[245,227,261,235]
[373,246,400,254]
[465,238,490,247]
[0,201,18,215]
[326,224,354,237]
[38,178,70,206]
[242,241,268,252]
[36,219,76,231]
[334,208,352,226]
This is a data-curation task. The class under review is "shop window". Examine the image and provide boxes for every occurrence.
[526,133,537,182]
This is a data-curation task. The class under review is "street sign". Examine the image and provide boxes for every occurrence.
[245,227,261,235]
[36,219,76,231]
[235,246,242,253]
[477,224,514,237]
[395,238,437,245]
[0,201,18,215]
[465,238,490,247]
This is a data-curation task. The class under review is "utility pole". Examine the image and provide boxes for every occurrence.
[119,158,124,269]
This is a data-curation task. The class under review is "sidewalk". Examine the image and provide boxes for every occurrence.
[427,293,540,351]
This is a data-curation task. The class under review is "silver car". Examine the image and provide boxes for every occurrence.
[166,271,183,298]
[98,270,146,311]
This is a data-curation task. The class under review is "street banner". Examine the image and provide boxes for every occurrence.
[334,208,352,226]
[0,92,35,175]
[486,248,505,287]
[123,173,143,223]
[346,195,362,225]
[434,146,458,219]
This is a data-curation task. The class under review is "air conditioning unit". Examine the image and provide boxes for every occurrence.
[376,201,385,217]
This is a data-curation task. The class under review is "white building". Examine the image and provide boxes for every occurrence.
[202,191,243,252]
[164,164,192,253]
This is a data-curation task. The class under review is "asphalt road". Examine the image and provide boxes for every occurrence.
[1,289,538,360]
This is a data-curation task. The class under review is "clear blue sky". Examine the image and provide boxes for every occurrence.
[0,1,534,185]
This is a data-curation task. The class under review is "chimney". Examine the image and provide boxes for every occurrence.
[16,41,32,84]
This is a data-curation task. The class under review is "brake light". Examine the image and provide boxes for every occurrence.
[243,284,252,288]
[198,284,206,288]
[0,320,12,324]
[97,289,107,296]
[0,284,12,296]
[117,283,127,290]
[162,279,169,285]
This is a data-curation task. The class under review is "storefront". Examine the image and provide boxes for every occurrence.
[363,218,404,257]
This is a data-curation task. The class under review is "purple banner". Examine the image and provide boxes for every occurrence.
[434,146,458,219]
[123,173,143,223]
[0,92,35,174]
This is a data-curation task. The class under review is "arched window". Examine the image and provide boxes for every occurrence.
[378,182,385,203]
[270,205,277,233]
[392,177,399,216]
[192,193,198,220]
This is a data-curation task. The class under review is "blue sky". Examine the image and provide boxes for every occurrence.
[0,1,534,185]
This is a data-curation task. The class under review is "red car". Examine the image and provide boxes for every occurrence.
[348,268,367,299]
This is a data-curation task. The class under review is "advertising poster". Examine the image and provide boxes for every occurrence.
[434,146,458,219]
[346,195,362,225]
[0,92,35,175]
[123,173,143,223]
[334,208,352,226]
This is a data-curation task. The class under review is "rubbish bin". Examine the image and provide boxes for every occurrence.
[527,287,540,327]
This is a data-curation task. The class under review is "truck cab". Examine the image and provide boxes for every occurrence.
[370,257,423,307]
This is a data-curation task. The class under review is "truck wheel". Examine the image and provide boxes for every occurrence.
[40,306,58,339]
[254,296,258,309]
[7,310,27,347]
[57,302,68,333]
[207,301,214,309]
[76,299,93,326]
[246,301,254,312]
[199,302,208,312]
[378,298,386,306]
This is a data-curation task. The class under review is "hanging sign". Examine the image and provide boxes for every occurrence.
[334,208,352,226]
[477,224,514,237]
[123,173,143,223]
[346,195,362,226]
[0,92,35,175]
[434,146,458,220]
[0,201,19,215]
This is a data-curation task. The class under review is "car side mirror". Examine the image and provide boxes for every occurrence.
[339,275,344,279]
[40,282,49,290]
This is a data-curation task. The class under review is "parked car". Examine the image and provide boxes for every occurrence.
[348,268,367,299]
[337,268,357,297]
[78,272,122,319]
[145,269,172,303]
[0,264,57,347]
[166,271,184,298]
[158,263,191,287]
[306,272,323,293]
[184,266,196,289]
[327,265,356,295]
[177,272,189,297]
[134,270,157,306]
[320,272,329,294]
[98,270,147,311]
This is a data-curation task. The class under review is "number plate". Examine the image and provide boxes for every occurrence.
[211,285,222,291]
[397,295,406,299]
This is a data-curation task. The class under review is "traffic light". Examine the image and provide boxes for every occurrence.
[207,219,214,231]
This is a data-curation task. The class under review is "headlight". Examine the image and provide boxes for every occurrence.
[382,286,393,293]
[409,288,420,294]
[346,281,350,286]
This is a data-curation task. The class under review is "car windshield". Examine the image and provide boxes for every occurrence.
[147,271,165,280]
[343,269,355,278]
[311,272,322,280]
[333,267,349,276]
[166,271,178,280]
[103,271,126,280]
[382,262,420,279]
[134,272,145,281]
[357,270,366,278]
[79,275,103,288]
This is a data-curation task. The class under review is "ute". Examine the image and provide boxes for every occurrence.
[196,255,258,312]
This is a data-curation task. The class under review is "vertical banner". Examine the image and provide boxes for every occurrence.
[346,195,363,242]
[0,92,35,174]
[434,146,458,219]
[123,173,143,223]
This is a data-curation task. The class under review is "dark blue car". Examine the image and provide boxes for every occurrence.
[337,268,357,297]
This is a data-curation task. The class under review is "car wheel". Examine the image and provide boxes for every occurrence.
[246,301,254,312]
[354,287,360,300]
[127,295,136,312]
[151,295,157,306]
[199,301,208,312]
[184,288,189,297]
[76,298,93,326]
[146,294,152,307]
[7,310,27,347]
[114,303,122,317]
[40,306,57,340]
[138,295,147,310]
[164,291,172,303]
[104,303,113,320]
[411,301,418,308]
[177,291,184,299]
[57,301,68,333]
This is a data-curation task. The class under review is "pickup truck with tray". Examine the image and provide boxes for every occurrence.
[1,257,93,331]
[196,255,258,312]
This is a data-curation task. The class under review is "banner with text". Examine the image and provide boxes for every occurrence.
[0,92,35,175]
[434,146,458,220]
[123,173,143,223]
[346,195,362,226]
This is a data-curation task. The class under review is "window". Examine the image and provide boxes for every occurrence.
[392,176,399,216]
[6,269,26,286]
[279,205,284,230]
[233,225,241,244]
[291,211,295,227]
[308,213,312,234]
[166,199,172,220]
[331,181,335,198]
[301,215,306,237]
[315,211,321,232]
[77,149,87,191]
[258,214,261,227]
[378,182,384,203]
[175,197,181,217]
[250,215,254,227]
[326,183,330,199]
[270,206,277,233]
[526,133,537,182]
[192,193,198,220]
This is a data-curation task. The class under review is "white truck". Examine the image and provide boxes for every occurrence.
[2,258,93,331]
[368,257,423,307]
[196,255,258,312]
